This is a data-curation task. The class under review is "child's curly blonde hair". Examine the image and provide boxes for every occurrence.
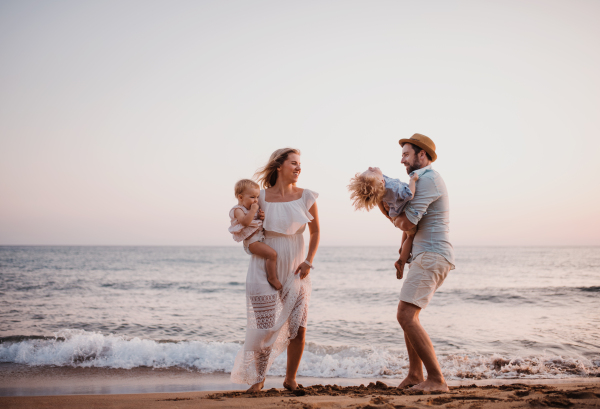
[348,172,386,211]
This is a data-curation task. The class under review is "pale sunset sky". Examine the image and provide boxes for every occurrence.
[1,1,599,246]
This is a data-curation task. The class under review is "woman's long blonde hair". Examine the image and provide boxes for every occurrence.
[254,148,301,189]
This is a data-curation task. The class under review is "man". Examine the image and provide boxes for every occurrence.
[380,133,455,392]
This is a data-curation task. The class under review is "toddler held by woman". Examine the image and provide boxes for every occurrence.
[348,167,419,277]
[229,179,282,290]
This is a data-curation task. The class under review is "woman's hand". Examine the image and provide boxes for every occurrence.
[294,262,311,279]
[257,209,265,220]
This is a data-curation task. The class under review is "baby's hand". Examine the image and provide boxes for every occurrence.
[410,173,419,182]
[250,203,259,212]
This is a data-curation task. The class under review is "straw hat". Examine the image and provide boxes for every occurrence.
[399,133,437,162]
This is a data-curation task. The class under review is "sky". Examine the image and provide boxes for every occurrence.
[1,0,599,246]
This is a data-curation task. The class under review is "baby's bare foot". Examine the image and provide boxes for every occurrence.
[395,259,406,279]
[268,279,283,291]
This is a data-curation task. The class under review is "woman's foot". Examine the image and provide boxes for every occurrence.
[397,375,424,389]
[246,379,265,393]
[283,379,298,391]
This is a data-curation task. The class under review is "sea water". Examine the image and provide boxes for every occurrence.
[1,246,599,381]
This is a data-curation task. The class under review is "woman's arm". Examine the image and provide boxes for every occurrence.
[295,202,320,279]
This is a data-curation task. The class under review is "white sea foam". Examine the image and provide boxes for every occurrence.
[1,329,598,379]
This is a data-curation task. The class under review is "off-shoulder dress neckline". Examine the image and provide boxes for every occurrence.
[262,188,305,204]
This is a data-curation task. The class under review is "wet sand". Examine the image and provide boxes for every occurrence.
[2,380,599,409]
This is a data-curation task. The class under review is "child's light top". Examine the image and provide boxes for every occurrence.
[228,205,262,242]
[382,175,414,218]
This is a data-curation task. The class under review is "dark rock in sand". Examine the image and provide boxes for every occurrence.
[565,391,599,399]
[528,396,574,407]
[514,390,530,397]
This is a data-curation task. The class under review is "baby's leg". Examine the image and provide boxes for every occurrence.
[248,242,282,290]
[395,226,417,280]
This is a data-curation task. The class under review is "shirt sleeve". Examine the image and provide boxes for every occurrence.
[404,175,440,225]
[396,182,414,201]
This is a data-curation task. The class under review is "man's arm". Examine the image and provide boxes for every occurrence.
[402,175,440,227]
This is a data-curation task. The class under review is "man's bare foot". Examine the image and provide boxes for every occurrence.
[283,379,298,391]
[246,379,265,393]
[411,379,449,392]
[397,375,424,389]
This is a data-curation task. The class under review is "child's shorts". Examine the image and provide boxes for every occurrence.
[243,229,265,255]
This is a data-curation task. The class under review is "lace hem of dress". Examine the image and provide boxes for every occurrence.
[230,276,311,385]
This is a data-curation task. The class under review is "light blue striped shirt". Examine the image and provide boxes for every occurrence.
[404,165,455,268]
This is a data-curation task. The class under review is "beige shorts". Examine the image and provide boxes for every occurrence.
[399,252,451,309]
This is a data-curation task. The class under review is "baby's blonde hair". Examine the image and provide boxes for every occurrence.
[234,179,259,197]
[348,172,386,211]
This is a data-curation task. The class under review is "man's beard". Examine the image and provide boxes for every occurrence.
[405,156,424,174]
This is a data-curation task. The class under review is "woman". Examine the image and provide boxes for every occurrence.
[230,148,320,392]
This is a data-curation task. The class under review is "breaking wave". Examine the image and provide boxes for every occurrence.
[1,330,598,380]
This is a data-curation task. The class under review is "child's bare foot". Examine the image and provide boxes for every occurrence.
[268,279,283,291]
[246,379,265,393]
[394,258,406,279]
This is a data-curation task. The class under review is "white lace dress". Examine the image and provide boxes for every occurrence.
[230,188,318,385]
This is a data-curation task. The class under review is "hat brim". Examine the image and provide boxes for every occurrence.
[399,139,437,162]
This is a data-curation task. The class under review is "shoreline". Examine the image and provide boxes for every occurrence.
[1,380,599,409]
[1,363,598,397]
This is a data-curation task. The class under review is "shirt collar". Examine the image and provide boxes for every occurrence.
[410,164,432,178]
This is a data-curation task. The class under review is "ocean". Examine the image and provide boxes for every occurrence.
[1,245,599,392]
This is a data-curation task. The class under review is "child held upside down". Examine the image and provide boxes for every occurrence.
[348,167,419,278]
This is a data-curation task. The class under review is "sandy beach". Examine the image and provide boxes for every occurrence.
[2,380,599,409]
